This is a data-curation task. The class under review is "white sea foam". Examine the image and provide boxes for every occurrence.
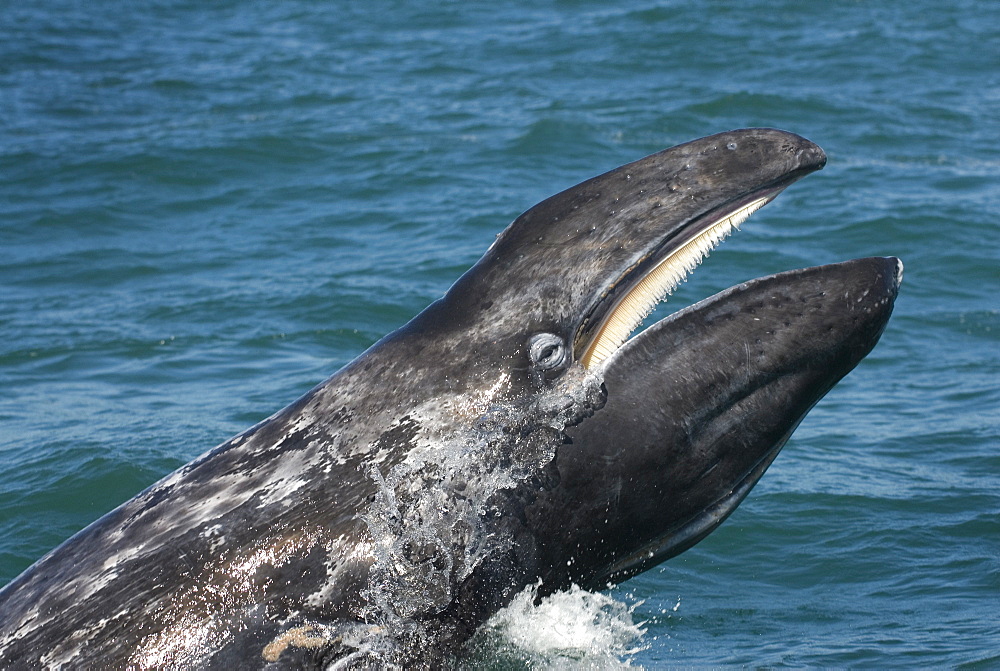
[466,583,648,669]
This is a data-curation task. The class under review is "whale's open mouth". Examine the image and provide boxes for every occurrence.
[576,187,785,370]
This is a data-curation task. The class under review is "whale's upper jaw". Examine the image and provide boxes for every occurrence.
[412,128,827,397]
[572,131,826,370]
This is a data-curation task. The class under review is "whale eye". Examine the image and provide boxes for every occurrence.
[529,333,567,371]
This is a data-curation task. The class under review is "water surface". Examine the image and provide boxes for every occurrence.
[1,1,997,667]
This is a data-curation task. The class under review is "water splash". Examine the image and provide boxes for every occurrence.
[462,583,648,669]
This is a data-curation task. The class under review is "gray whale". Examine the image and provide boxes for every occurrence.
[0,129,899,667]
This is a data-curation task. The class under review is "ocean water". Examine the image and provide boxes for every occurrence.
[1,0,997,667]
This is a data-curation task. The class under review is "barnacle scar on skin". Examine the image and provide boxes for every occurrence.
[261,624,383,662]
[262,625,330,662]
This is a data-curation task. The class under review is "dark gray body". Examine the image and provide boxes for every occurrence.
[0,129,899,668]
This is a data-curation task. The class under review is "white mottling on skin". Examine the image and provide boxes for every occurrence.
[129,608,226,670]
[253,441,326,508]
[200,524,223,538]
[305,537,372,609]
[128,528,331,669]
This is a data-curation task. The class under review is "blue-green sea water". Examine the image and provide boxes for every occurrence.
[1,1,997,667]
